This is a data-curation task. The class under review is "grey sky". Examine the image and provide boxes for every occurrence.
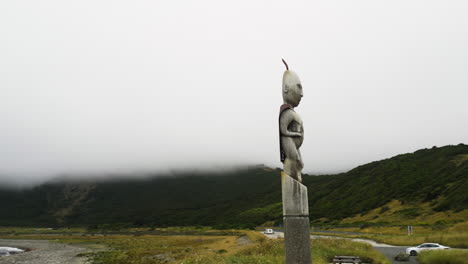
[1,1,467,183]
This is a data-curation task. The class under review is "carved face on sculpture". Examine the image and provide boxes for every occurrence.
[282,70,303,107]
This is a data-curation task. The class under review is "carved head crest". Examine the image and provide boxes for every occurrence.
[281,59,303,107]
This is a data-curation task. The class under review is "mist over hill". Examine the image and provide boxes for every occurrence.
[1,144,466,228]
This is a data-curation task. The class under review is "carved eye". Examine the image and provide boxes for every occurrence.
[297,84,302,89]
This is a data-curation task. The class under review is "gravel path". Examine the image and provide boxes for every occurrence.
[0,239,92,264]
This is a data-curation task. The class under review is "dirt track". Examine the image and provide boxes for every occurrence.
[0,239,91,264]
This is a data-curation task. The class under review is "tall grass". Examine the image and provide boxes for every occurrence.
[1,229,390,264]
[418,250,468,264]
[312,238,389,264]
[183,238,390,264]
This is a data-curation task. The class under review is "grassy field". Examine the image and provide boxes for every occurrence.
[313,221,468,248]
[418,249,468,264]
[0,227,389,264]
[183,237,389,264]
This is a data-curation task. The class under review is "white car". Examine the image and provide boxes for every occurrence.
[0,247,25,256]
[406,243,450,256]
[264,229,275,234]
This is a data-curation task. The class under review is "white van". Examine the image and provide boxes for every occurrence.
[264,229,275,234]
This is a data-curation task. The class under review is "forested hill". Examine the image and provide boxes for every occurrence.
[0,144,466,228]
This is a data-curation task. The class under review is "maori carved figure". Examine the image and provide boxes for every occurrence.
[279,59,304,182]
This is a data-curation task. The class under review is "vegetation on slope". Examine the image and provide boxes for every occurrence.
[0,168,282,228]
[340,200,468,225]
[306,144,468,221]
[0,144,466,228]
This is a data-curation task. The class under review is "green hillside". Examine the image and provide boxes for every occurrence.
[0,144,466,228]
[0,168,282,228]
[306,144,468,221]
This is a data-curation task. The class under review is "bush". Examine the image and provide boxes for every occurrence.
[396,208,420,218]
[379,206,390,214]
[360,223,372,229]
[394,252,410,261]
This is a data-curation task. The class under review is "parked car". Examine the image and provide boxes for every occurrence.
[405,243,450,256]
[0,247,25,256]
[264,229,275,234]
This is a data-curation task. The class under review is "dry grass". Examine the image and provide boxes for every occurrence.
[312,238,389,264]
[368,232,468,248]
[316,222,468,248]
[418,249,468,264]
[1,233,244,264]
[182,237,390,264]
[0,229,390,264]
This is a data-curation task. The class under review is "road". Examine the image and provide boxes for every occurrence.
[0,239,92,264]
[263,231,419,264]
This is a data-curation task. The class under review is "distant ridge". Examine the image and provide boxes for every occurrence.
[0,144,466,228]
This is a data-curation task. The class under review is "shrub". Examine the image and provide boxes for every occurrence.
[360,223,372,229]
[396,208,420,218]
[394,252,410,261]
[379,206,390,214]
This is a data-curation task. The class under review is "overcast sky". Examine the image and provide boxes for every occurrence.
[1,1,467,184]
